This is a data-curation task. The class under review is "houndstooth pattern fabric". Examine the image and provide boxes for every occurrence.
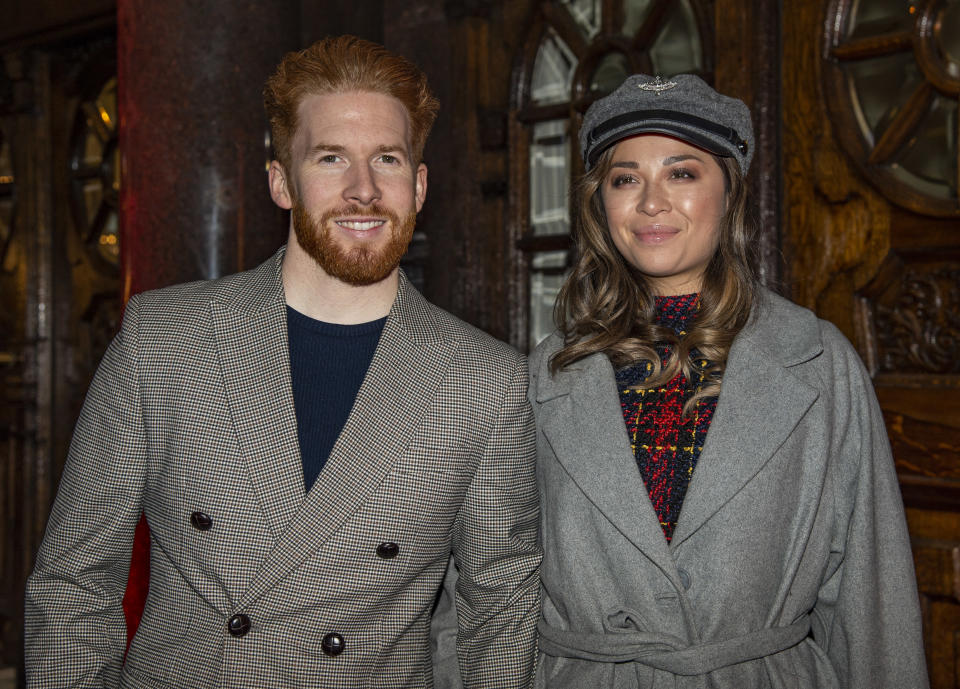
[25,248,541,688]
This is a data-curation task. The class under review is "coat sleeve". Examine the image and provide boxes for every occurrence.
[811,327,929,689]
[24,295,149,688]
[450,354,542,689]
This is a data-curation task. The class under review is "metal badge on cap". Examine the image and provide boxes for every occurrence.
[637,76,677,95]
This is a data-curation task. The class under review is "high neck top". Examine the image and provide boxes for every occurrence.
[653,292,700,335]
[614,292,717,542]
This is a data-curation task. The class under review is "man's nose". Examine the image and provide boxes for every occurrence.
[343,163,381,206]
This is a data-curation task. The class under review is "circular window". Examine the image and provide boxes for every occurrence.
[824,0,960,216]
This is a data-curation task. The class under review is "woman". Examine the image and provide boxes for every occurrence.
[530,74,928,688]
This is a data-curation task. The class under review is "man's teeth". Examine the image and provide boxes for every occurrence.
[337,220,383,230]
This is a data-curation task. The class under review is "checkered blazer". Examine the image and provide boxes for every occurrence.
[25,248,541,688]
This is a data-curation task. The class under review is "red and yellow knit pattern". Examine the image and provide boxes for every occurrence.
[615,293,717,542]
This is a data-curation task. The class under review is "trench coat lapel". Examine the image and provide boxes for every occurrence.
[538,353,676,576]
[671,295,822,547]
[239,271,456,606]
[212,250,305,541]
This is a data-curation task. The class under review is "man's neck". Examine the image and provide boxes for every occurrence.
[281,242,398,325]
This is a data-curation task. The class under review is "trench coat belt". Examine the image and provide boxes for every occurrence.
[537,615,811,676]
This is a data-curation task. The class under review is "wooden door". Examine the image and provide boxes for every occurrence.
[784,2,960,686]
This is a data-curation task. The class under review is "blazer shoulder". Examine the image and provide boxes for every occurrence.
[127,251,282,338]
[425,302,524,369]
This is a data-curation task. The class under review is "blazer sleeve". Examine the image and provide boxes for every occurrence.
[450,354,542,689]
[24,294,149,688]
[811,328,929,689]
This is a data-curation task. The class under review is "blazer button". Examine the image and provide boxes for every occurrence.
[321,632,345,656]
[227,613,251,637]
[678,568,691,590]
[376,542,400,559]
[190,511,213,531]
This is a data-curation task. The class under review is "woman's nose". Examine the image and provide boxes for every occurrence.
[638,182,669,215]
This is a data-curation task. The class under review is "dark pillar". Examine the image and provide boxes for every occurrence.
[118,0,298,298]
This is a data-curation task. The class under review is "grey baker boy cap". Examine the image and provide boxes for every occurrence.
[579,74,754,173]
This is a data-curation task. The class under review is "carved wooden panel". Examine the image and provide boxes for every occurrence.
[855,252,960,512]
[858,257,960,376]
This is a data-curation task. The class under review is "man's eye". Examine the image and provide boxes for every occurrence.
[319,154,340,163]
[380,154,399,164]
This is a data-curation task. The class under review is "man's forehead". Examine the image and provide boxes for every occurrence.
[294,90,412,148]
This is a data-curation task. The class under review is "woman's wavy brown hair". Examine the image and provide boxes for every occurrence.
[550,145,761,413]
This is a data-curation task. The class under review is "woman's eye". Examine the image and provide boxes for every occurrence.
[610,174,634,187]
[669,167,695,180]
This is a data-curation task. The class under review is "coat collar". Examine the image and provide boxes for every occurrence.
[671,291,822,545]
[535,288,823,561]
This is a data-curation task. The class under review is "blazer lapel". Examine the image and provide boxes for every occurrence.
[671,295,822,547]
[539,353,676,577]
[240,273,456,606]
[211,250,305,541]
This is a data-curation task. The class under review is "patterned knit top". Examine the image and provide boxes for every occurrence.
[615,293,718,542]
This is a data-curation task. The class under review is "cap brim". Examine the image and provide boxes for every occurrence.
[588,124,734,168]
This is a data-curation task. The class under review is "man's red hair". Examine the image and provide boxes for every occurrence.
[264,35,439,172]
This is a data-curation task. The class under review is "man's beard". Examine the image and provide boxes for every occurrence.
[292,201,416,286]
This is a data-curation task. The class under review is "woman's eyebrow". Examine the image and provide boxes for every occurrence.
[663,154,702,165]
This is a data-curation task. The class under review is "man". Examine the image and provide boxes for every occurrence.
[25,36,540,688]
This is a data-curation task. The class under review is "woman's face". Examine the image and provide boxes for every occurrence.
[601,134,727,295]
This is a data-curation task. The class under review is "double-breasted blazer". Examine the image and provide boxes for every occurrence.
[25,249,541,688]
[529,288,927,689]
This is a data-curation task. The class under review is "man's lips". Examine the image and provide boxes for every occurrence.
[334,217,388,232]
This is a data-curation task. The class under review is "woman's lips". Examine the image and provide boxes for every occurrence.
[631,224,680,244]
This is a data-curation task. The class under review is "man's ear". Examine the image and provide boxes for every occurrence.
[268,160,294,210]
[415,163,427,213]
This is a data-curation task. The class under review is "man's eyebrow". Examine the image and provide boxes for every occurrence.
[306,143,408,157]
[308,143,347,155]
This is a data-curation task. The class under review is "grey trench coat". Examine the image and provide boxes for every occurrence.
[529,289,928,689]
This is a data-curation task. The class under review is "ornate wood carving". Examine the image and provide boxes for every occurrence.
[857,253,960,376]
[874,266,960,374]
